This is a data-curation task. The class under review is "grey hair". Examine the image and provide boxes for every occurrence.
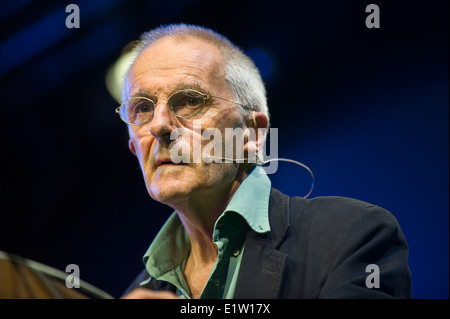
[121,24,270,127]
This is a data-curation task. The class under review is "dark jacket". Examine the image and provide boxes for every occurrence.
[125,188,412,298]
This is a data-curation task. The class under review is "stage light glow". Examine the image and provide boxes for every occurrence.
[105,45,135,103]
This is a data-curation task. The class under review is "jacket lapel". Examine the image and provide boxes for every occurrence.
[234,188,290,298]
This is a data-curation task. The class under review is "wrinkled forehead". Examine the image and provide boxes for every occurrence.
[126,36,228,97]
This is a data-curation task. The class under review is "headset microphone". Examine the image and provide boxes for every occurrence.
[203,154,315,198]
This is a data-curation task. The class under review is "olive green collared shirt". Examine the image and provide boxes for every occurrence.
[140,165,271,299]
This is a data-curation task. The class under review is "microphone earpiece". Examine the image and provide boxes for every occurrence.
[202,154,315,198]
[202,154,252,162]
[252,111,257,127]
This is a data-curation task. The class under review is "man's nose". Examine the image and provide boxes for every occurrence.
[149,101,177,140]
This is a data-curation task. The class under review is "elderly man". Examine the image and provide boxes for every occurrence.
[117,24,411,299]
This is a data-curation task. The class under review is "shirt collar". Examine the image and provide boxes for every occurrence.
[142,213,189,279]
[221,165,271,234]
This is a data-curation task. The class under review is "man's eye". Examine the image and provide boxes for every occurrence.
[134,102,152,113]
[187,97,201,106]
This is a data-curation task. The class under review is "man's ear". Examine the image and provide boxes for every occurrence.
[251,111,268,131]
[128,139,137,156]
[244,111,269,155]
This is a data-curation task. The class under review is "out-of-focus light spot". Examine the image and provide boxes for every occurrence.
[245,46,278,81]
[105,44,136,103]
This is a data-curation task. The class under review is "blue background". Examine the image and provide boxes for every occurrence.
[0,0,448,298]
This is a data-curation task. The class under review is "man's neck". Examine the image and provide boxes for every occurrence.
[174,166,250,265]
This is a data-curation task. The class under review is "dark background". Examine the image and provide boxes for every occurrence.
[0,0,448,298]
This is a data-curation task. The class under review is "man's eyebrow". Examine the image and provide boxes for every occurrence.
[130,82,208,100]
[172,81,206,93]
[130,88,154,99]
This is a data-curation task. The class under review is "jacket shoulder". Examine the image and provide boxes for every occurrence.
[269,189,411,298]
[279,190,402,231]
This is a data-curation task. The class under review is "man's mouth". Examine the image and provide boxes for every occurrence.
[159,162,178,167]
[156,158,186,167]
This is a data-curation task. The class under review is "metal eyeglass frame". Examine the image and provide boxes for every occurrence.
[115,89,255,125]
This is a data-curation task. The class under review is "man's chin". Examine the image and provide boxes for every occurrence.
[148,184,191,206]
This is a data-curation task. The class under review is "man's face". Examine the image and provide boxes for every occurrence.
[126,36,248,208]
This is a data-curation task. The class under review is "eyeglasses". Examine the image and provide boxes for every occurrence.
[115,89,254,126]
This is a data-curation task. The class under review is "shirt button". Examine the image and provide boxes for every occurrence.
[233,249,240,257]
